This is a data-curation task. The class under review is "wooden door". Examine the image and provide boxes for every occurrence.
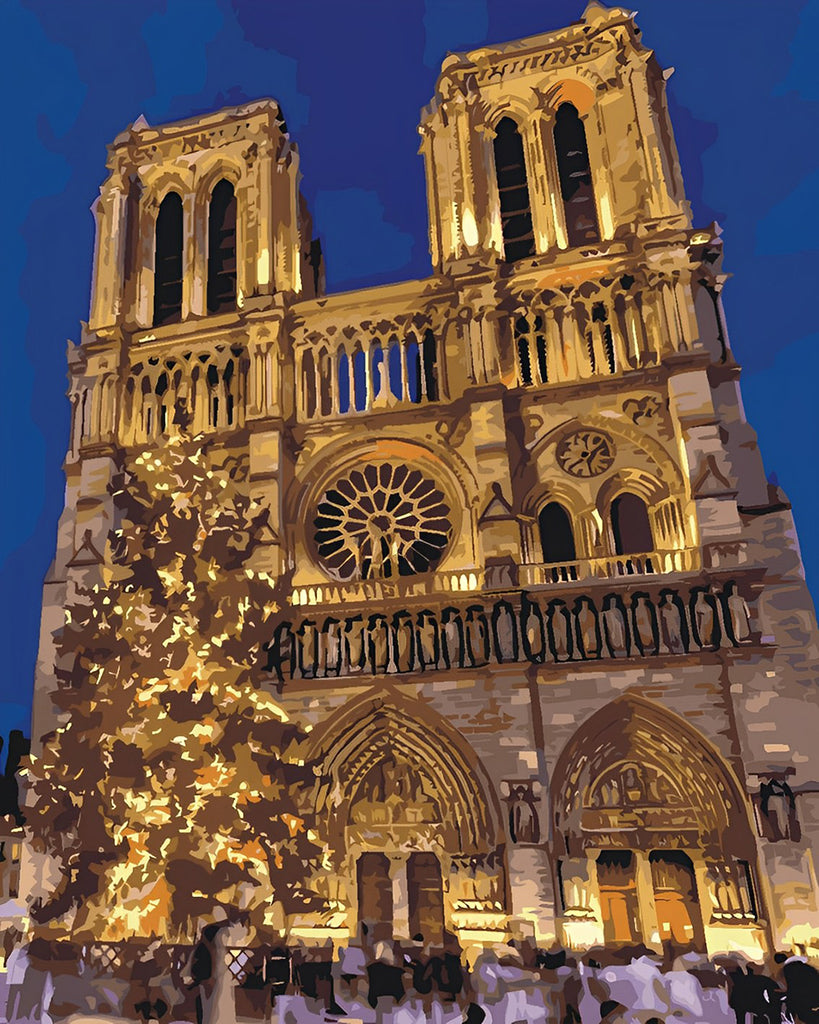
[407,852,444,944]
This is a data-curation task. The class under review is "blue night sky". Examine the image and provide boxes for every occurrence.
[2,0,818,742]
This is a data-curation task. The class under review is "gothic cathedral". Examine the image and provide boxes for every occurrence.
[33,3,819,960]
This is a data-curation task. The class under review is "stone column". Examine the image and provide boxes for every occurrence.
[389,854,409,940]
[633,851,662,949]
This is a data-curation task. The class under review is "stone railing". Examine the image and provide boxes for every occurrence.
[290,568,484,607]
[264,578,758,684]
[519,549,699,586]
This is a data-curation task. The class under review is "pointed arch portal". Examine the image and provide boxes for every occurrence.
[309,694,506,944]
[551,696,762,957]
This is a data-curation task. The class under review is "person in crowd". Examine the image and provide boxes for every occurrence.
[776,951,819,1024]
[366,939,406,1010]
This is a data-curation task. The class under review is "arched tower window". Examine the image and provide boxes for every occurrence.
[553,103,599,247]
[207,179,237,314]
[422,329,439,401]
[493,117,535,263]
[611,492,654,555]
[538,502,576,564]
[153,192,183,326]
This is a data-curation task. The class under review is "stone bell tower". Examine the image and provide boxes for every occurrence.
[31,100,323,746]
[418,1,688,272]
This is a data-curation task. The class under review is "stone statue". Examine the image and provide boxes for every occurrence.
[492,601,519,662]
[465,606,489,666]
[416,610,439,670]
[658,592,686,654]
[509,786,539,844]
[760,779,797,841]
[524,599,546,660]
[344,615,364,671]
[725,583,752,643]
[574,597,601,659]
[368,614,390,673]
[632,595,657,655]
[693,590,717,648]
[393,611,414,672]
[547,601,570,661]
[298,620,318,677]
[442,610,464,669]
[602,596,628,657]
[322,618,342,676]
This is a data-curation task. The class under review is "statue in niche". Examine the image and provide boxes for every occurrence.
[344,615,365,672]
[465,606,490,666]
[368,614,390,673]
[524,599,545,661]
[393,611,414,672]
[574,597,601,659]
[492,600,519,662]
[621,764,645,804]
[547,601,571,661]
[759,778,799,842]
[724,582,752,643]
[298,620,318,677]
[321,618,342,676]
[442,609,464,669]
[508,785,540,844]
[632,595,657,655]
[692,590,718,649]
[602,596,628,657]
[416,610,440,670]
[658,591,686,654]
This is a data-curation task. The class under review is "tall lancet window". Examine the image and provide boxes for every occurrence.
[207,179,237,314]
[493,117,535,263]
[554,103,600,247]
[153,192,183,326]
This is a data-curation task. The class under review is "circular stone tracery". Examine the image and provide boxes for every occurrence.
[314,463,453,581]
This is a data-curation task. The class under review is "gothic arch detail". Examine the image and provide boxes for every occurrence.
[308,692,503,855]
[551,694,756,859]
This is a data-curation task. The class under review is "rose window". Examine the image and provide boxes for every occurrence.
[314,463,452,580]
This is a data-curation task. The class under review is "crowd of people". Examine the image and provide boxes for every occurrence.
[0,927,817,1024]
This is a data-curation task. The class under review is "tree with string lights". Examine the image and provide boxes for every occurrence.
[25,430,326,942]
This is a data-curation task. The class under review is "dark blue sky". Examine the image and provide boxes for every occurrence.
[2,0,818,741]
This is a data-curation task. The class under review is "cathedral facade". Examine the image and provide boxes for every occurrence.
[32,3,819,960]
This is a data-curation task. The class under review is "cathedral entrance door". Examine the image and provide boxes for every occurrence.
[597,851,640,945]
[649,851,705,955]
[407,852,444,944]
[357,852,393,941]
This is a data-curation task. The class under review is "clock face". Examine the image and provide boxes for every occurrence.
[556,429,615,477]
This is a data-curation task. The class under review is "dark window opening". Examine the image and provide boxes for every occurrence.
[207,179,237,314]
[611,492,654,555]
[153,192,183,326]
[493,117,535,262]
[422,330,439,401]
[554,103,600,247]
[538,502,576,564]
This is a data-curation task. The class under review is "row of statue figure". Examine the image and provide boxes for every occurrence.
[263,581,754,682]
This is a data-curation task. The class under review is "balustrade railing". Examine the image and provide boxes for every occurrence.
[519,549,698,587]
[291,567,484,607]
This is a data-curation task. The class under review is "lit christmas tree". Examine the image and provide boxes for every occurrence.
[26,429,325,942]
